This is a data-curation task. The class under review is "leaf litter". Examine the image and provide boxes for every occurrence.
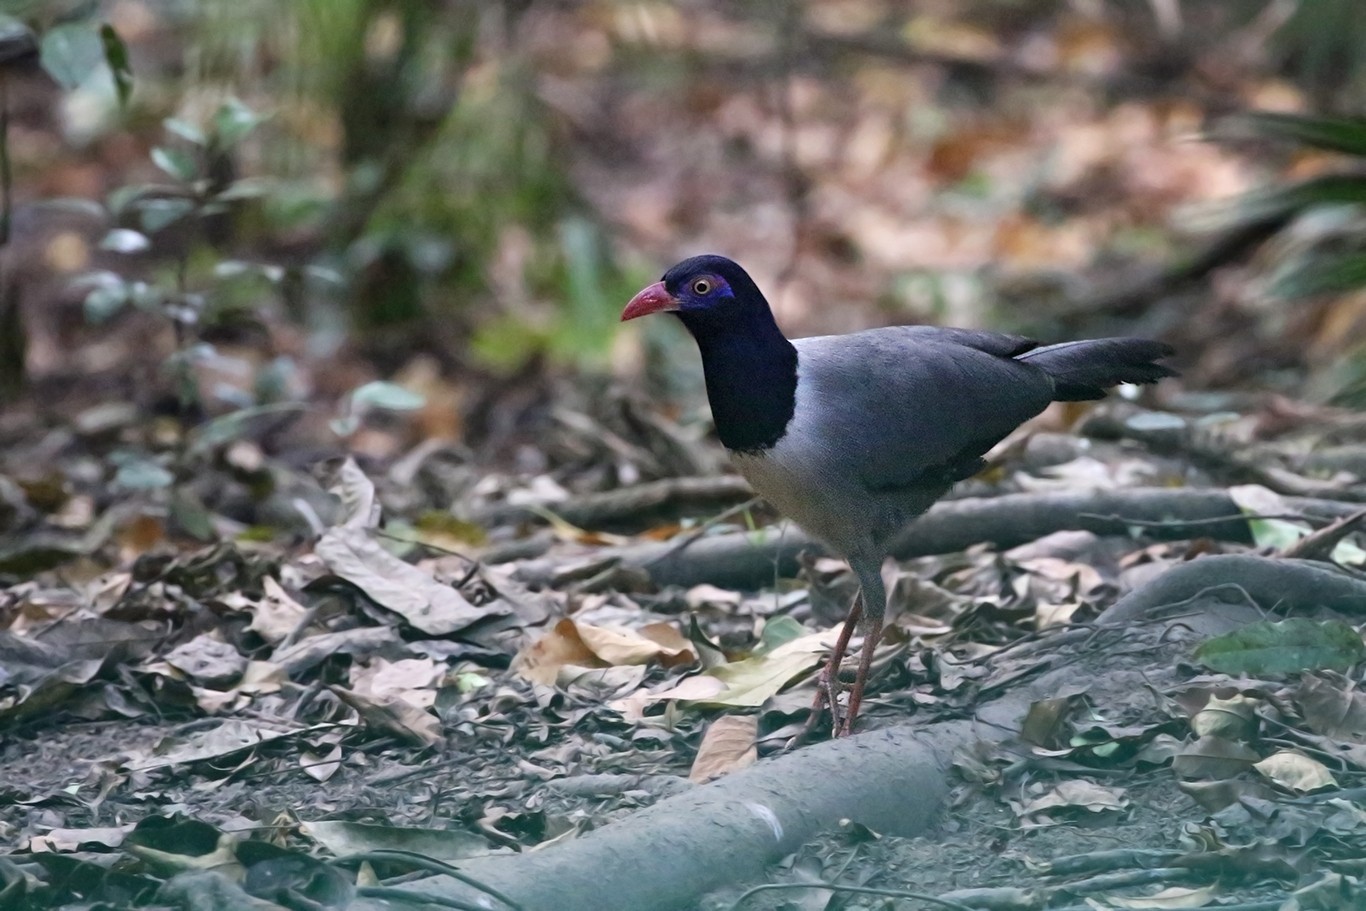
[9,8,1366,910]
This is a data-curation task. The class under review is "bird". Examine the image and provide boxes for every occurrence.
[622,254,1176,738]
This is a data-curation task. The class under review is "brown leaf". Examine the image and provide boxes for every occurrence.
[512,618,695,686]
[688,715,758,783]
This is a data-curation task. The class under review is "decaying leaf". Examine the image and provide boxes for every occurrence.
[162,634,247,687]
[126,720,317,772]
[350,656,443,709]
[328,457,381,530]
[247,577,310,644]
[1190,694,1258,740]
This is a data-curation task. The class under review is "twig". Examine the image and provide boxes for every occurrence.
[1280,507,1366,561]
[644,496,763,566]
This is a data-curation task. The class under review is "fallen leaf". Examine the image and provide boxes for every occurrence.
[316,526,497,635]
[300,821,495,862]
[1103,883,1221,909]
[689,715,758,783]
[248,577,309,644]
[1254,750,1337,792]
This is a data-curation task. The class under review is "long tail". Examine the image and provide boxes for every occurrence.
[1018,338,1177,401]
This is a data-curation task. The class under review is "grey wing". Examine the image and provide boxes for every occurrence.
[793,327,1055,491]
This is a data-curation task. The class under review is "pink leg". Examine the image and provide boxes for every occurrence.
[837,611,884,736]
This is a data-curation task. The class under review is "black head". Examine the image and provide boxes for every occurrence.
[621,255,773,329]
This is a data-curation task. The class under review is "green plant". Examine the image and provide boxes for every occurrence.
[73,99,278,413]
[0,7,131,397]
[1206,111,1366,405]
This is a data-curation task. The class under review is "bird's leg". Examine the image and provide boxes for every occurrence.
[838,560,888,737]
[791,592,862,746]
[820,595,862,733]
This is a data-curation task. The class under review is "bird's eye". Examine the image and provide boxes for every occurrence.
[691,279,711,295]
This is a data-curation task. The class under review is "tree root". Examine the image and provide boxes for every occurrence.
[1098,553,1366,626]
[467,476,754,532]
[349,721,976,911]
[514,487,1364,590]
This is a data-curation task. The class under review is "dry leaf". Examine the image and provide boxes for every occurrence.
[689,715,758,783]
[248,577,309,644]
[1253,750,1337,793]
[316,526,496,635]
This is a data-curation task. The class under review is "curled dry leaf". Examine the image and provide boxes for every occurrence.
[332,685,443,748]
[610,627,835,717]
[512,617,695,686]
[1253,750,1337,793]
[329,457,380,530]
[1171,735,1260,780]
[688,715,758,783]
[1295,672,1366,740]
[1190,694,1258,740]
[300,820,495,863]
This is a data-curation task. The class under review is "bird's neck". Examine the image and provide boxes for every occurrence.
[677,308,797,453]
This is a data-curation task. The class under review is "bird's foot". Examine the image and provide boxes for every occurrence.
[786,660,852,748]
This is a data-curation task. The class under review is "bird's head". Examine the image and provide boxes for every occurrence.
[621,255,770,328]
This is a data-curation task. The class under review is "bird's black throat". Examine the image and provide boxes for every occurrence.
[676,308,797,453]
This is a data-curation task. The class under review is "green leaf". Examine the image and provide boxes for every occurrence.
[39,23,103,90]
[1269,250,1366,300]
[99,24,132,107]
[36,196,107,220]
[99,228,149,254]
[755,615,807,654]
[1195,618,1366,676]
[107,183,161,218]
[151,146,197,182]
[137,197,195,232]
[1238,112,1366,158]
[185,402,309,457]
[348,381,425,412]
[212,98,265,148]
[164,118,206,146]
[1191,175,1366,232]
[83,282,128,323]
[214,176,277,201]
[111,455,175,491]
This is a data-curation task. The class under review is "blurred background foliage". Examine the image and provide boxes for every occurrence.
[3,0,1366,435]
